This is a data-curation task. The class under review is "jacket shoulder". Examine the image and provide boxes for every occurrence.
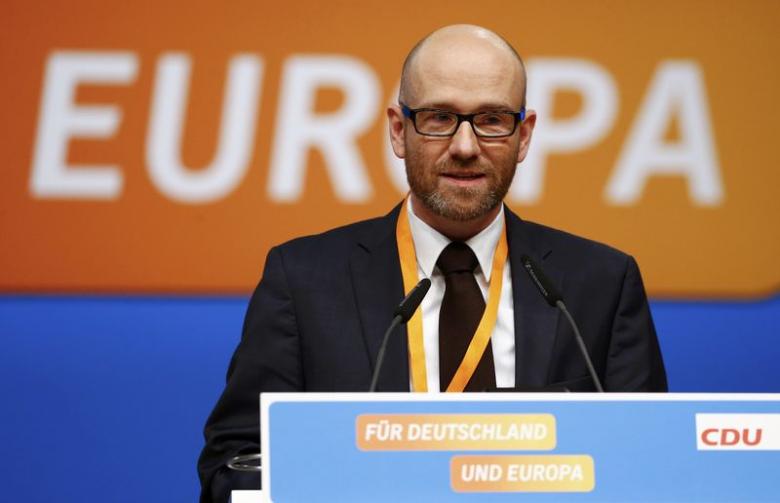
[524,219,629,261]
[510,215,635,281]
[268,208,398,273]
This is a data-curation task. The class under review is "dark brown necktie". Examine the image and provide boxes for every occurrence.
[437,242,496,392]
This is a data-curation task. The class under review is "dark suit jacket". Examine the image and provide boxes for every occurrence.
[198,204,667,502]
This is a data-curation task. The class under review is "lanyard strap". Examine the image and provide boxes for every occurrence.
[395,200,509,392]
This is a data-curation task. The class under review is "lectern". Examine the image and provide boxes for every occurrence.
[233,393,780,502]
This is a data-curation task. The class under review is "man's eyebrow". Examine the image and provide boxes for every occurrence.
[416,102,517,112]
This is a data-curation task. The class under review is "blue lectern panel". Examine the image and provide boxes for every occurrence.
[262,393,780,502]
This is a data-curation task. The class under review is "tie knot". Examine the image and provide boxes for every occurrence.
[437,242,479,275]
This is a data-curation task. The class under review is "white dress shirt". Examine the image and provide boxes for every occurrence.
[406,199,516,392]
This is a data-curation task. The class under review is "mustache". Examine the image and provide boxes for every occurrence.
[435,160,490,175]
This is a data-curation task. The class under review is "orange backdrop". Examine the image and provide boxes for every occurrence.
[1,0,778,297]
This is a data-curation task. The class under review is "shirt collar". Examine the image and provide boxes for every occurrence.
[406,198,505,280]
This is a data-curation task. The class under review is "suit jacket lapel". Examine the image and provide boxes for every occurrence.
[349,204,409,391]
[505,208,564,389]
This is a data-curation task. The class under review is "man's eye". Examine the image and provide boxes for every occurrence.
[480,113,503,124]
[432,113,454,123]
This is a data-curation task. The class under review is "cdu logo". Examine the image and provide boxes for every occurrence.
[696,414,780,451]
[700,428,762,447]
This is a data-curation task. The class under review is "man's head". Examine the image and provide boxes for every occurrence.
[388,24,535,239]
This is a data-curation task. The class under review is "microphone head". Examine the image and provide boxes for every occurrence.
[520,255,562,307]
[394,278,431,322]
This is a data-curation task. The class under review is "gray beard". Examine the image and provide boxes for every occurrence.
[421,187,502,222]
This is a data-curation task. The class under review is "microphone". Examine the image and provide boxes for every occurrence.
[368,278,431,392]
[520,255,604,392]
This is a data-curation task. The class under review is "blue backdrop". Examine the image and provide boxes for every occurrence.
[1,295,778,502]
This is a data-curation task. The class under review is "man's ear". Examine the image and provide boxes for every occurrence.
[387,105,406,159]
[516,109,536,163]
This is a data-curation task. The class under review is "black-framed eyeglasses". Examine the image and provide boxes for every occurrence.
[400,103,526,138]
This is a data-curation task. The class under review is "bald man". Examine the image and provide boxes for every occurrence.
[198,25,667,501]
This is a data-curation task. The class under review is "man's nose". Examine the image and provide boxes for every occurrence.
[448,121,481,159]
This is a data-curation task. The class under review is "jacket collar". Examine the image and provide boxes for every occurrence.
[349,204,409,391]
[504,207,563,388]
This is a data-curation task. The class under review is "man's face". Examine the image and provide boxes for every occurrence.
[390,39,534,224]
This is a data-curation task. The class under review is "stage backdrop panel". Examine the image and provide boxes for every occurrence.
[1,0,778,297]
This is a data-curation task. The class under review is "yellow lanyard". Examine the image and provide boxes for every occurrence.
[395,199,509,392]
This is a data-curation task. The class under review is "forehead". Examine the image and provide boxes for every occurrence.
[409,39,524,111]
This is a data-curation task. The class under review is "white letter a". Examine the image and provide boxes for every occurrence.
[605,61,724,206]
